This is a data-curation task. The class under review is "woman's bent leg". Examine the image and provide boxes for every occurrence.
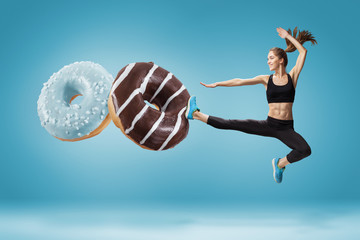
[276,130,311,163]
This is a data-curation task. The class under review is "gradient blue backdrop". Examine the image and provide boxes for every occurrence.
[1,0,359,208]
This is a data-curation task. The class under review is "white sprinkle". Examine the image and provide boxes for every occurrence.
[72,104,80,109]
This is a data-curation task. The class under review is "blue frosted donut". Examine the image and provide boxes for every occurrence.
[37,61,113,141]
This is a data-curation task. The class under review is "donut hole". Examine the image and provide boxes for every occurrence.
[70,94,83,105]
[144,100,159,110]
[63,83,84,106]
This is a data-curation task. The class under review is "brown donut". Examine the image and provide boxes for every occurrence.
[108,62,190,150]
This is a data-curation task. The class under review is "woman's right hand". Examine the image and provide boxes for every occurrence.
[200,82,217,88]
[277,27,290,39]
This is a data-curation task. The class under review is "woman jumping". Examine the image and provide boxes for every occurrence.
[185,27,317,183]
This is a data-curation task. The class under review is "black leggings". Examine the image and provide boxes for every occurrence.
[207,115,311,163]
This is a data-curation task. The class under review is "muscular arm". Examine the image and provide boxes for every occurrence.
[277,27,308,88]
[201,75,268,88]
[288,34,307,87]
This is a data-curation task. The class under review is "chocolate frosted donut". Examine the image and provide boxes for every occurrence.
[108,62,190,150]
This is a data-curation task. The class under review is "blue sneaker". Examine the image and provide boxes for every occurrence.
[272,158,285,183]
[185,96,200,120]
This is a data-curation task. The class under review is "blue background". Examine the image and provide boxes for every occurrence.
[0,0,359,239]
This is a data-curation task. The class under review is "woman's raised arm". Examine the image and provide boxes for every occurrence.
[277,27,307,87]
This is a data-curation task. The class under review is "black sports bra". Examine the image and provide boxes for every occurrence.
[266,74,295,103]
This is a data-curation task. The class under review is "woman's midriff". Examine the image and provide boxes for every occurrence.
[268,102,293,120]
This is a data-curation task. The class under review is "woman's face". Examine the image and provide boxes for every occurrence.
[267,51,283,71]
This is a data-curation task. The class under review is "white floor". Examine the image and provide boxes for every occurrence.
[0,204,359,240]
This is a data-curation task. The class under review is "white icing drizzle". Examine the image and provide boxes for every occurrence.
[111,62,189,150]
[115,64,158,116]
[149,72,173,103]
[110,63,136,96]
[140,64,159,94]
[116,89,140,116]
[140,112,165,145]
[158,107,186,151]
[161,85,186,112]
[124,105,149,135]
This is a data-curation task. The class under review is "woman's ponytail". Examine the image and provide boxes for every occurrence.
[284,27,318,52]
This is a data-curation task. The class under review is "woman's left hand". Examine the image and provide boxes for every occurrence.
[277,27,289,39]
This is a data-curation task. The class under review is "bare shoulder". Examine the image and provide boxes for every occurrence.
[255,75,270,85]
[239,75,270,87]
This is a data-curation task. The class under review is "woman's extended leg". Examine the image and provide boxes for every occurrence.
[193,111,209,123]
[194,111,277,137]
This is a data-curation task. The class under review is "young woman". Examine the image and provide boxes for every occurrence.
[185,27,317,183]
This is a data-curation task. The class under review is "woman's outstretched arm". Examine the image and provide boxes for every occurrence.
[200,75,269,88]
